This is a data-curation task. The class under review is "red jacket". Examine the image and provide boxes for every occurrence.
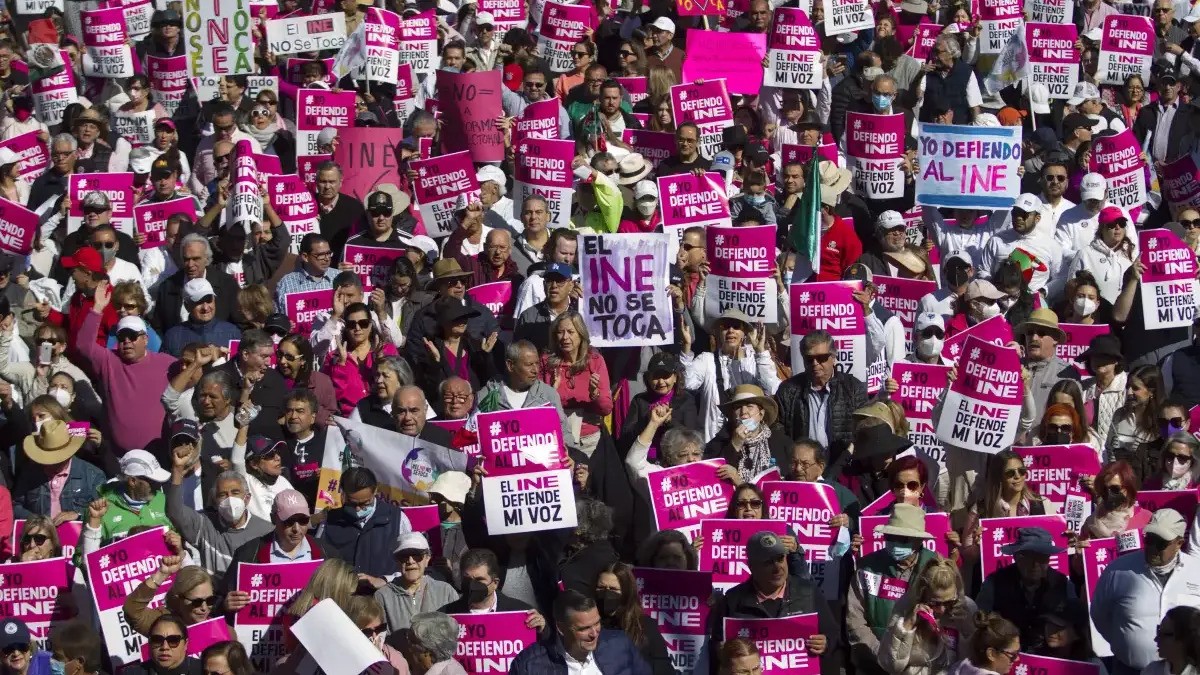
[813,214,863,282]
[49,293,119,351]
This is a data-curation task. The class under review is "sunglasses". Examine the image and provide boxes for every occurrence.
[88,240,116,251]
[1,645,28,656]
[523,80,546,88]
[736,498,764,509]
[681,243,704,251]
[1043,174,1068,182]
[1105,484,1125,496]
[619,50,635,57]
[148,635,185,648]
[361,625,387,638]
[251,108,271,118]
[1103,220,1126,229]
[1026,328,1057,339]
[1165,451,1194,465]
[1180,219,1200,229]
[214,125,235,134]
[184,595,217,608]
[1004,467,1029,479]
[278,351,302,362]
[83,207,109,215]
[213,154,231,164]
[926,599,957,609]
[255,450,280,462]
[893,480,921,492]
[116,330,144,343]
[396,550,427,562]
[572,51,590,57]
[119,303,141,312]
[919,327,944,339]
[21,534,48,546]
[283,515,311,527]
[1045,423,1073,435]
[347,319,372,330]
[1159,416,1185,427]
[803,352,833,364]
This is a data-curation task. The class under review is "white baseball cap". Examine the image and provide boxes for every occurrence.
[1067,81,1101,106]
[1028,83,1051,115]
[474,11,495,25]
[1013,193,1042,212]
[650,17,675,33]
[119,450,171,483]
[915,312,945,331]
[393,531,431,554]
[116,315,148,334]
[184,278,216,303]
[1080,172,1106,201]
[476,165,506,186]
[876,210,904,230]
[634,180,658,200]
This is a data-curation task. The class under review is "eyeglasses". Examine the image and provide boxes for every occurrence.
[893,480,921,492]
[919,327,944,339]
[995,649,1020,662]
[214,124,235,134]
[926,598,958,609]
[1043,174,1068,182]
[116,330,144,343]
[309,250,333,260]
[1044,423,1073,435]
[21,534,48,546]
[680,243,704,252]
[251,108,271,118]
[184,595,217,608]
[213,154,231,164]
[1004,467,1029,479]
[396,550,427,562]
[1153,6,1172,12]
[148,635,185,648]
[443,393,471,403]
[523,80,546,89]
[803,352,833,364]
[1026,328,1057,339]
[361,625,387,638]
[735,498,763,509]
[572,50,590,58]
[1159,416,1185,427]
[257,99,277,107]
[619,50,635,57]
[347,319,372,330]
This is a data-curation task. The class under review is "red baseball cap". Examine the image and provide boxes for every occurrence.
[62,246,104,274]
[1099,206,1128,228]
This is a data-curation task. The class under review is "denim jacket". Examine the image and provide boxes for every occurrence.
[12,457,106,519]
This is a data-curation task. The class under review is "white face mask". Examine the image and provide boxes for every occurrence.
[635,200,657,217]
[975,301,1001,319]
[1149,554,1180,576]
[218,496,246,524]
[917,336,944,359]
[1074,296,1098,317]
[49,387,71,408]
[1170,457,1192,479]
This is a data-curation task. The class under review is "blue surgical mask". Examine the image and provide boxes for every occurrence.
[872,94,894,111]
[350,499,376,521]
[829,526,851,558]
[50,660,65,675]
[885,540,916,561]
[783,269,793,286]
[741,418,760,432]
[746,194,767,206]
[122,485,148,509]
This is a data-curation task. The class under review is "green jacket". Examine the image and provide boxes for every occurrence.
[73,484,173,567]
[570,170,622,234]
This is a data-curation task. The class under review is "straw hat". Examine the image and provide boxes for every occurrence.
[1015,308,1065,342]
[23,419,84,465]
[720,384,779,427]
[874,503,934,539]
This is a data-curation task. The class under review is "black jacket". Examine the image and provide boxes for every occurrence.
[776,371,869,464]
[29,168,70,213]
[320,193,367,252]
[153,267,241,332]
[616,390,701,455]
[319,498,411,578]
[121,657,202,675]
[710,573,840,674]
[558,539,619,597]
[977,563,1073,650]
[830,73,871,143]
[222,531,336,595]
[1132,100,1200,163]
[438,591,533,614]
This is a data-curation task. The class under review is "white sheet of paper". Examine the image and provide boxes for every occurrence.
[290,599,386,675]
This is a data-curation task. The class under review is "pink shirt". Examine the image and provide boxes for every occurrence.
[47,460,72,519]
[540,349,613,437]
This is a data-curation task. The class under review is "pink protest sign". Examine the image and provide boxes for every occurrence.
[1057,323,1111,376]
[941,314,1013,361]
[1164,154,1200,209]
[397,12,438,79]
[765,8,823,90]
[761,481,840,596]
[681,31,766,96]
[466,282,515,327]
[875,276,937,345]
[676,0,727,16]
[139,617,228,662]
[647,460,734,541]
[362,9,401,84]
[1030,0,1074,24]
[705,224,778,324]
[615,76,648,106]
[479,0,526,28]
[670,79,734,159]
[632,568,712,673]
[428,419,480,457]
[233,560,323,673]
[1082,537,1123,656]
[436,70,504,163]
[411,151,481,238]
[781,143,839,167]
[402,503,443,556]
[977,0,1022,54]
[859,512,951,558]
[69,173,134,235]
[297,154,331,193]
[81,8,133,78]
[1027,23,1080,100]
[537,2,595,72]
[343,243,406,291]
[936,336,1023,454]
[296,89,354,155]
[0,132,48,183]
[1136,490,1197,528]
[845,113,905,199]
[724,615,820,674]
[284,288,333,335]
[891,361,951,469]
[13,520,82,558]
[1015,444,1102,510]
[0,557,75,646]
[512,136,575,230]
[476,407,565,476]
[31,50,79,125]
[0,199,38,256]
[978,515,1070,582]
[1089,129,1146,220]
[449,611,537,673]
[789,281,866,382]
[513,98,562,145]
[134,198,197,250]
[699,518,790,591]
[622,130,677,168]
[1098,14,1153,85]
[1139,228,1199,330]
[909,23,943,60]
[1012,654,1101,675]
[267,174,319,246]
[85,527,174,665]
[253,153,283,184]
[658,172,732,254]
[227,140,262,227]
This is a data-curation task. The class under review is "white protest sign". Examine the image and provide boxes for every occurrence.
[266,13,346,54]
[580,233,674,347]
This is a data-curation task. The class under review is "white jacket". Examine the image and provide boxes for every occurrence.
[1066,239,1134,304]
[681,345,782,443]
[1054,202,1134,261]
[1091,549,1200,670]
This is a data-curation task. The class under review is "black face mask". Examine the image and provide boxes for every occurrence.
[1103,493,1126,511]
[466,579,491,605]
[595,589,622,618]
[1044,431,1071,445]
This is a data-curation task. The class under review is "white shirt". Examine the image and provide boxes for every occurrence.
[924,209,1005,271]
[1037,194,1076,244]
[1054,202,1134,260]
[978,228,1066,297]
[1152,101,1179,162]
[564,650,602,675]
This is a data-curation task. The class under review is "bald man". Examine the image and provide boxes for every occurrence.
[391,385,454,446]
[467,228,525,295]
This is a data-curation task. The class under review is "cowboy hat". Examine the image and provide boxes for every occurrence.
[426,258,473,290]
[24,419,85,465]
[72,107,109,136]
[362,183,411,218]
[720,384,779,427]
[616,153,652,186]
[874,503,935,539]
[1015,308,1065,342]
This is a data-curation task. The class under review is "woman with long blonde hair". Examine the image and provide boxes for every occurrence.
[880,558,978,674]
[541,312,612,451]
[285,558,358,620]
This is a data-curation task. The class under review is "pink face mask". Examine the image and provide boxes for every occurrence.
[13,108,31,122]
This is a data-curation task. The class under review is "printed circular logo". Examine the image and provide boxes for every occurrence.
[759,534,778,548]
[402,448,436,491]
[4,623,17,635]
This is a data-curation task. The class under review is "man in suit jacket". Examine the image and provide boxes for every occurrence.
[1133,72,1199,165]
[153,233,240,332]
[437,548,548,633]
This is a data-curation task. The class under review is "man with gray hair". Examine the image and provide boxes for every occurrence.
[153,232,240,331]
[29,133,77,213]
[407,612,467,673]
[392,385,453,446]
[775,329,869,466]
[916,33,982,124]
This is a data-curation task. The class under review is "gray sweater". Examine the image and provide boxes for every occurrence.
[375,577,459,632]
[164,481,274,584]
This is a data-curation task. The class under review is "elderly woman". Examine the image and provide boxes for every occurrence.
[349,355,417,430]
[0,147,28,204]
[880,558,978,674]
[625,427,704,485]
[541,312,612,451]
[406,612,467,675]
[103,282,163,351]
[345,596,410,675]
[11,515,61,562]
[1142,431,1200,490]
[704,385,792,484]
[618,351,700,460]
[238,102,295,172]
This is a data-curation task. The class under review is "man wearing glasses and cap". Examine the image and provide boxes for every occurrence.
[343,185,416,256]
[500,69,572,138]
[52,191,139,287]
[466,12,500,70]
[223,489,335,599]
[1133,70,1198,168]
[1093,508,1200,675]
[645,17,684,81]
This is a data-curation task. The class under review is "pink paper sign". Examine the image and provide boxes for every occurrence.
[31,50,79,125]
[978,515,1071,582]
[705,224,779,324]
[296,89,355,155]
[670,79,733,159]
[267,174,319,245]
[647,460,734,541]
[1011,654,1101,675]
[1089,129,1146,221]
[936,336,1024,454]
[1027,23,1080,100]
[1136,489,1198,530]
[909,24,943,60]
[411,151,481,238]
[512,136,575,230]
[941,314,1014,361]
[513,98,562,145]
[69,173,135,233]
[845,113,905,199]
[1056,323,1111,376]
[146,56,189,117]
[764,8,823,90]
[891,361,951,467]
[622,130,676,168]
[723,614,820,673]
[1014,444,1102,510]
[284,289,333,335]
[233,559,324,674]
[632,568,712,673]
[436,70,504,163]
[874,276,938,345]
[85,527,174,665]
[761,481,840,594]
[0,199,38,255]
[449,611,537,673]
[537,2,595,72]
[699,518,790,591]
[1164,154,1200,209]
[343,243,406,291]
[681,31,767,96]
[0,557,75,646]
[139,617,228,662]
[134,197,197,250]
[0,131,48,182]
[466,282,515,325]
[476,407,566,476]
[789,281,866,382]
[1098,14,1153,85]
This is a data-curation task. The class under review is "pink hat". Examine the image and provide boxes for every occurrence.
[272,489,310,522]
[1099,206,1127,227]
